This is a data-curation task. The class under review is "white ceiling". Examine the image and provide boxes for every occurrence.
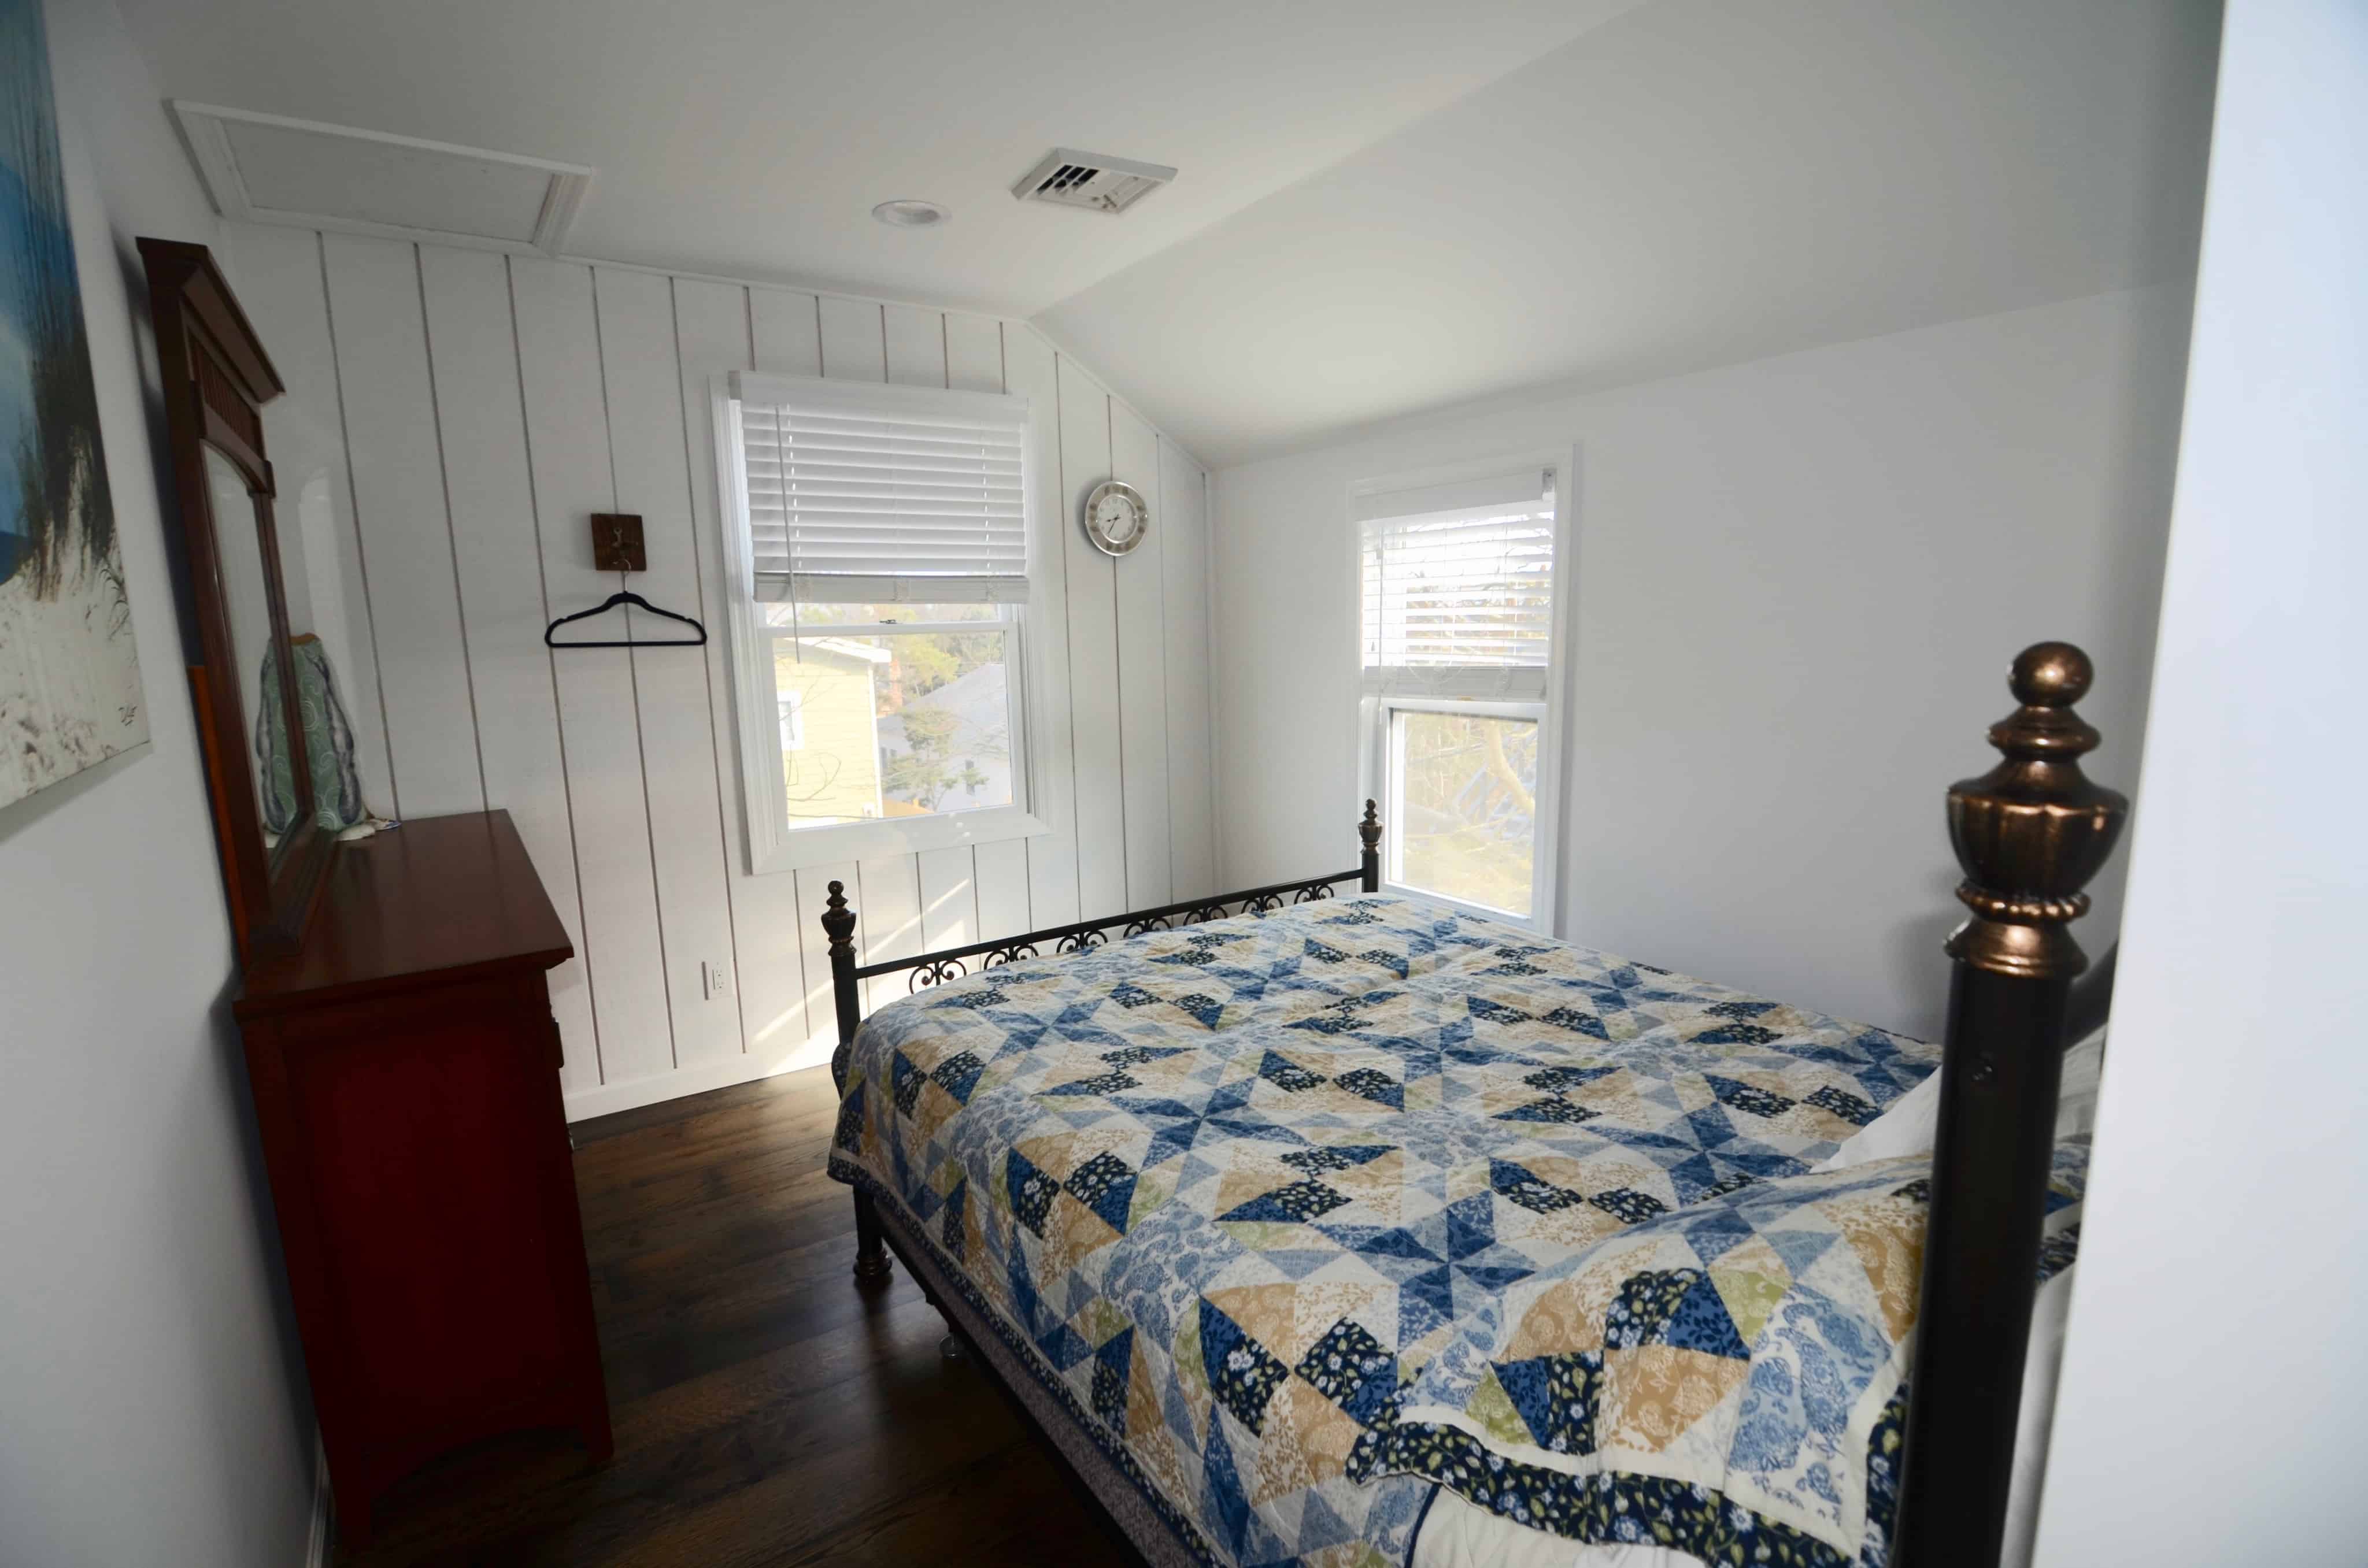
[122,0,2220,469]
[1042,0,2223,464]
[118,0,1643,315]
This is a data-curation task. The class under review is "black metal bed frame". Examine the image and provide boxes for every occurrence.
[820,647,2125,1568]
[822,802,1383,1094]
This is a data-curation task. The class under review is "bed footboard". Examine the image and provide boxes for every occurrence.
[823,803,1384,1282]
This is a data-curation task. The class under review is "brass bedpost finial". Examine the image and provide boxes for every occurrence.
[822,880,856,952]
[1359,800,1383,853]
[1943,642,2129,980]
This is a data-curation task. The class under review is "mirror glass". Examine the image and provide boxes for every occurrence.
[203,443,294,855]
[261,455,319,646]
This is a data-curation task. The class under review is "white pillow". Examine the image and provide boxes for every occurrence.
[1818,1025,2106,1171]
[2054,1022,2105,1140]
[1815,1062,1942,1170]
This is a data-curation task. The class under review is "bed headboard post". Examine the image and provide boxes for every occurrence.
[1894,643,2128,1568]
[822,880,862,1091]
[1359,800,1382,894]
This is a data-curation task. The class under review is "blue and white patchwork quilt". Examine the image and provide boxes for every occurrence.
[826,895,2082,1566]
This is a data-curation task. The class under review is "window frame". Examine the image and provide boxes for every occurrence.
[712,374,1052,875]
[1350,450,1576,935]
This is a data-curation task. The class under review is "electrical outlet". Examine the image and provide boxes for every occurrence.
[703,959,732,1000]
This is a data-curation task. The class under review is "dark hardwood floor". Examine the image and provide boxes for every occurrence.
[336,1064,1139,1567]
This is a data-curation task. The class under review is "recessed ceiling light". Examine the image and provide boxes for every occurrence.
[872,199,947,228]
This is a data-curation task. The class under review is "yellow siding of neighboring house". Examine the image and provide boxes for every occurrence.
[776,649,880,825]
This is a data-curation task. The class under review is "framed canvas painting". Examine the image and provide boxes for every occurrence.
[0,0,145,810]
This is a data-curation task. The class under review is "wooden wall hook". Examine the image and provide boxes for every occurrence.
[591,513,646,573]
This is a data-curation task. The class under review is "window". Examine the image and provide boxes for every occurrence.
[1357,465,1563,928]
[716,372,1047,873]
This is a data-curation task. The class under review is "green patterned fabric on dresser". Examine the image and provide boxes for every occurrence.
[827,896,2080,1566]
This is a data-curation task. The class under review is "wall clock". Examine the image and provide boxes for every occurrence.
[1083,479,1150,556]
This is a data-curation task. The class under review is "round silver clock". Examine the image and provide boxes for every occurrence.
[1082,479,1150,557]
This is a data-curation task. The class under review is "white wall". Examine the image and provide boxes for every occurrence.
[1213,285,2193,1041]
[0,2,314,1565]
[2035,3,2368,1559]
[225,227,1219,1120]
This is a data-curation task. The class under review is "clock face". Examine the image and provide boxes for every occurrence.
[1094,493,1142,543]
[1083,481,1149,555]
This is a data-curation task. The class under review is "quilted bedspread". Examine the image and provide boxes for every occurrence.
[826,895,2080,1567]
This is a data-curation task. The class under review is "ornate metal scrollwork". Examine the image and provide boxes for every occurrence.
[909,954,968,992]
[1182,903,1230,925]
[1240,892,1283,915]
[1291,880,1338,904]
[981,942,1039,968]
[1055,927,1112,955]
[1123,914,1174,937]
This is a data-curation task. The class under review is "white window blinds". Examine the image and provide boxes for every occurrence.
[730,372,1031,605]
[1358,468,1557,698]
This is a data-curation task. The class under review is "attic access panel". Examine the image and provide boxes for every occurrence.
[172,103,593,255]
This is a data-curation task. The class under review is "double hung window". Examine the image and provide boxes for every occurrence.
[716,372,1045,873]
[1357,466,1563,926]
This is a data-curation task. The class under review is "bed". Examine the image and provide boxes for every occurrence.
[822,643,2123,1568]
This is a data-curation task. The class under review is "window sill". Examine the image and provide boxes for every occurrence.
[1381,881,1548,935]
[749,806,1049,875]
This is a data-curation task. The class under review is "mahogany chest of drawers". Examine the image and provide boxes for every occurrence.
[234,810,609,1547]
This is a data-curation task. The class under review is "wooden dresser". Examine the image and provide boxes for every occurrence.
[235,810,610,1548]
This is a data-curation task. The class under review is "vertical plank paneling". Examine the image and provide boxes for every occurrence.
[416,246,599,1083]
[1109,402,1172,909]
[917,848,978,955]
[511,257,674,1087]
[1057,357,1126,919]
[1161,443,1218,899]
[950,314,1033,939]
[265,227,1216,1117]
[749,288,822,376]
[856,854,926,1011]
[818,296,886,381]
[971,843,1033,940]
[319,234,484,817]
[944,316,1004,396]
[593,267,744,1071]
[1002,328,1079,929]
[883,305,945,388]
[222,225,394,815]
[676,279,816,1061]
[971,840,1034,941]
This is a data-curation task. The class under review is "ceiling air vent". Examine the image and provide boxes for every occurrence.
[1011,149,1176,215]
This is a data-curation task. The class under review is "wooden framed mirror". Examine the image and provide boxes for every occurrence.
[139,238,332,962]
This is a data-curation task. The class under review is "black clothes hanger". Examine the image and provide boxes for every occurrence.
[543,589,708,649]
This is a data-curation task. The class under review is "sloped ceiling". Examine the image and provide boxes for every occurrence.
[123,0,2220,469]
[116,0,1645,316]
[1041,0,2223,465]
